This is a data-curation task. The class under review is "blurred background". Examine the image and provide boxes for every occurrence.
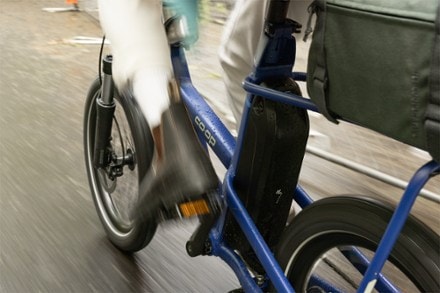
[0,1,438,292]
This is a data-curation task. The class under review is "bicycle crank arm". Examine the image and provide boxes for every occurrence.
[183,191,222,257]
[186,209,220,257]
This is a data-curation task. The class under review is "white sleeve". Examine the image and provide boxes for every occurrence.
[98,0,172,127]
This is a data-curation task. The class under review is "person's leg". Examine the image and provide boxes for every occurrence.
[98,0,172,129]
[219,0,268,126]
[97,0,217,220]
[98,0,171,166]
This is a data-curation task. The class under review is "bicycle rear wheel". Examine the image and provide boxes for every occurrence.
[84,78,156,252]
[275,196,440,292]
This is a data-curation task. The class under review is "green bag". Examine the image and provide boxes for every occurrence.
[306,0,440,162]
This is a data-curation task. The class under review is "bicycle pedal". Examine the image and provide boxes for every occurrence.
[179,199,211,218]
[158,191,221,221]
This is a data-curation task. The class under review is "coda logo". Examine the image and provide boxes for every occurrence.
[195,116,216,147]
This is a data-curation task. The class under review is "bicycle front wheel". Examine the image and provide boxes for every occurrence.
[275,196,439,292]
[84,78,156,252]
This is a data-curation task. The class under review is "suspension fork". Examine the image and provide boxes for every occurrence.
[93,55,116,169]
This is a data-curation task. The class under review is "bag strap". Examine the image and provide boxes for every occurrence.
[306,0,338,123]
[425,3,440,162]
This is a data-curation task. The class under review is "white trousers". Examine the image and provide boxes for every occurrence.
[97,0,172,128]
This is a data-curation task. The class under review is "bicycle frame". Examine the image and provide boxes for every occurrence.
[169,1,440,292]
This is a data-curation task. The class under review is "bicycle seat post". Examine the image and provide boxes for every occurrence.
[252,0,298,82]
[266,0,290,24]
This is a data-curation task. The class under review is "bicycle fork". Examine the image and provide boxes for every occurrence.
[93,55,116,170]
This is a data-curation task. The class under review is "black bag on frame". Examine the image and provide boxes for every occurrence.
[306,0,440,162]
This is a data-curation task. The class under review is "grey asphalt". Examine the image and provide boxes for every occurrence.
[1,1,438,292]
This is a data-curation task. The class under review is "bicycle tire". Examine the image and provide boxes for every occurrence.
[84,77,157,252]
[275,196,440,292]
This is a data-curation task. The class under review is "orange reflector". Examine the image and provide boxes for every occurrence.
[179,199,210,218]
[66,0,78,4]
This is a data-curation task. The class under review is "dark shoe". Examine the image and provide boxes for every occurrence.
[133,102,218,221]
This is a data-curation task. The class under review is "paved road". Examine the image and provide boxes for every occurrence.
[1,1,438,292]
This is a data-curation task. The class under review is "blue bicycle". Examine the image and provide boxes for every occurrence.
[84,1,440,292]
